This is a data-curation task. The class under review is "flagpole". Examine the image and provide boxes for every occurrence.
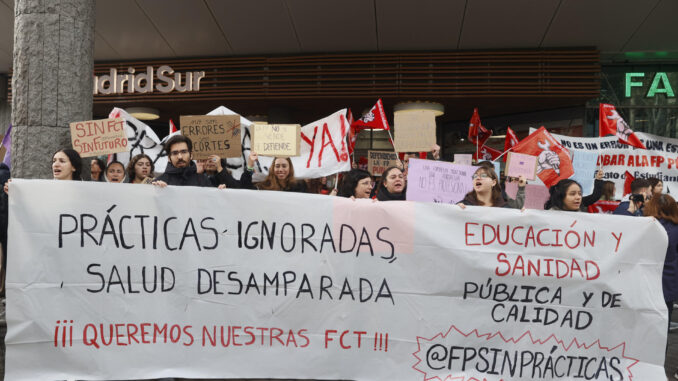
[493,148,512,163]
[386,129,403,167]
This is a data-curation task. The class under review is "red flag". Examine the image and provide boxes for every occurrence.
[623,171,635,197]
[169,119,178,135]
[467,108,492,146]
[599,104,646,149]
[511,126,574,188]
[505,127,519,152]
[587,200,620,214]
[351,99,390,131]
[347,109,357,155]
[473,145,502,161]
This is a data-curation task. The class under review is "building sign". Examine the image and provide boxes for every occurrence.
[625,72,676,98]
[93,65,205,95]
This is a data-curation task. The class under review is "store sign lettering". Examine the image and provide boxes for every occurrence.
[93,65,205,95]
[625,72,676,98]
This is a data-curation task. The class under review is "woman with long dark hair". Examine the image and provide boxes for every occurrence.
[337,169,373,199]
[375,166,405,201]
[544,179,582,211]
[249,153,306,193]
[126,154,154,184]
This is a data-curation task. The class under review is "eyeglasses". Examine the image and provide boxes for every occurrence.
[472,173,490,180]
[170,149,189,157]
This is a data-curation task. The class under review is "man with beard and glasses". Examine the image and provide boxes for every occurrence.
[152,135,249,188]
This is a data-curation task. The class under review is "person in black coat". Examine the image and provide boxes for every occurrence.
[376,166,406,201]
[152,135,248,188]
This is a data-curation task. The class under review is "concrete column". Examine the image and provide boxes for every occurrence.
[0,75,9,137]
[11,0,95,178]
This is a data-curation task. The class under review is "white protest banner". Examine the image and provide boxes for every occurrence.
[405,158,475,203]
[70,118,128,157]
[7,180,668,380]
[108,108,172,172]
[367,150,399,176]
[532,128,678,199]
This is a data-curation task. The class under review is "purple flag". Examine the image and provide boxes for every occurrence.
[2,124,11,168]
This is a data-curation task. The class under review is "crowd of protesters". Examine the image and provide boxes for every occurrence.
[1,134,678,375]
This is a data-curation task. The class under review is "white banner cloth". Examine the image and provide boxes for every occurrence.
[6,180,669,380]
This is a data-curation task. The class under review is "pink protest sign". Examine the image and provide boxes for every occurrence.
[506,152,537,180]
[505,182,550,210]
[405,158,475,204]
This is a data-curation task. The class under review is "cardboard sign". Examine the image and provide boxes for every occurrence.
[69,118,128,157]
[454,153,473,166]
[571,150,599,194]
[506,152,538,180]
[180,115,241,159]
[6,179,670,380]
[368,150,399,176]
[405,158,475,203]
[393,110,436,152]
[251,124,301,157]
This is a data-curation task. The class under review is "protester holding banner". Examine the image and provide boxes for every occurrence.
[125,154,154,184]
[337,169,373,199]
[613,178,651,216]
[153,135,231,188]
[89,158,105,182]
[643,194,678,331]
[649,177,664,197]
[544,179,583,211]
[579,169,605,211]
[105,161,126,183]
[249,153,306,193]
[458,167,511,208]
[477,161,525,209]
[199,154,247,189]
[375,166,406,201]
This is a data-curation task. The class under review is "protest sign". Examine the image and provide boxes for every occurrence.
[506,152,537,180]
[505,181,551,210]
[7,180,669,380]
[453,153,473,166]
[251,124,301,157]
[180,115,242,159]
[368,150,399,176]
[532,128,678,199]
[571,150,599,194]
[393,110,436,152]
[69,118,128,157]
[405,158,475,203]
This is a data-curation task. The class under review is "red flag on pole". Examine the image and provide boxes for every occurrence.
[467,108,492,146]
[623,171,635,197]
[599,103,646,149]
[351,99,390,132]
[505,127,519,152]
[511,126,574,187]
[169,119,178,135]
[473,145,502,161]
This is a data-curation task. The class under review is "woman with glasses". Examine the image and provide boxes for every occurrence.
[126,154,154,184]
[458,167,509,207]
[337,169,373,199]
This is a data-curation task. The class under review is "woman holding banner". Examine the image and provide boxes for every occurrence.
[544,179,583,212]
[376,167,406,201]
[643,194,678,338]
[248,152,306,193]
[104,161,126,183]
[337,169,373,199]
[126,154,154,184]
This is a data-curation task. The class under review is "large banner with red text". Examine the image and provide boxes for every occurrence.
[6,180,668,380]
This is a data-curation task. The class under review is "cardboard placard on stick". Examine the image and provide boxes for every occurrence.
[251,124,301,157]
[393,110,436,152]
[505,152,538,180]
[368,150,399,176]
[180,115,241,159]
[69,118,128,157]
